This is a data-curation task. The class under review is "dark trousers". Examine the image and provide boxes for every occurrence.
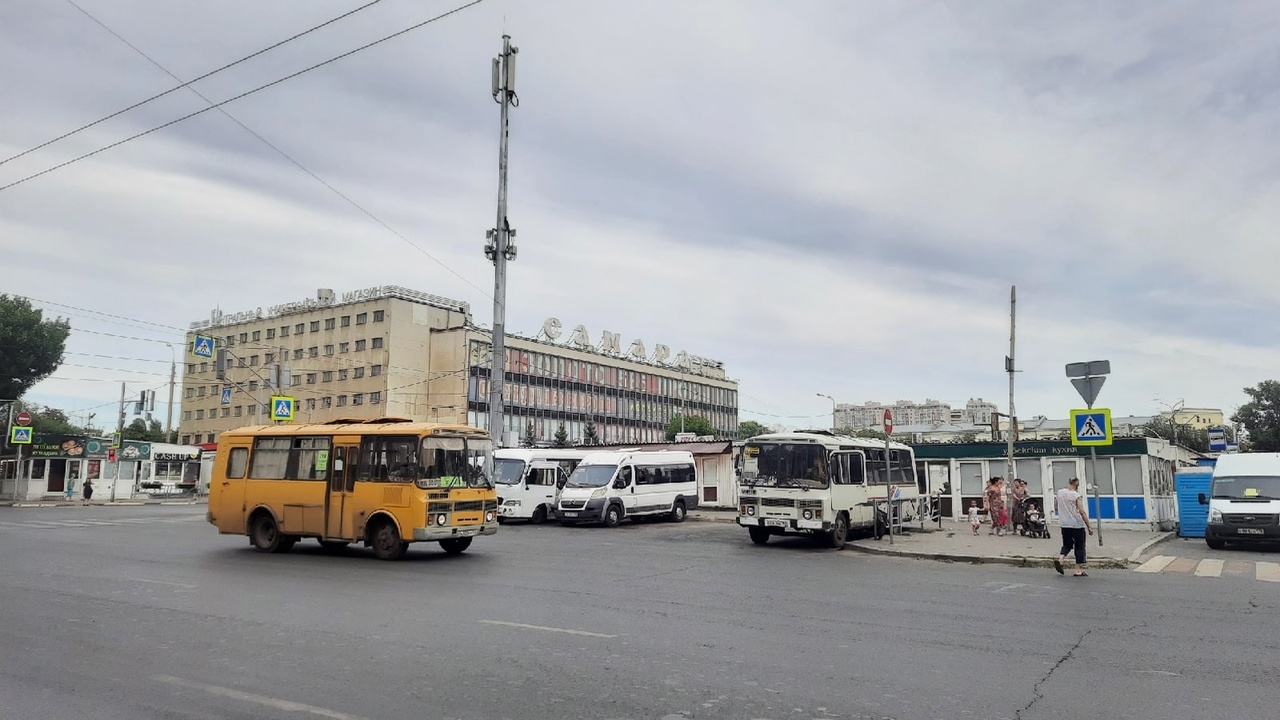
[1060,527,1087,564]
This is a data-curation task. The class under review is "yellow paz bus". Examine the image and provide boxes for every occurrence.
[206,418,498,560]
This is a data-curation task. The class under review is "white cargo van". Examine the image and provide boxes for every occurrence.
[556,450,698,527]
[493,448,590,523]
[1199,452,1280,549]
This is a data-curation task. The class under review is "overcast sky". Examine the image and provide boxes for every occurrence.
[3,0,1276,432]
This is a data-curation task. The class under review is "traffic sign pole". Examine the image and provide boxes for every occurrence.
[1066,361,1110,547]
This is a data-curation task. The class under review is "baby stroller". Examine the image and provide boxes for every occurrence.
[1019,498,1051,538]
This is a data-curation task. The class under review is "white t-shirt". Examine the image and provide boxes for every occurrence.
[1056,488,1086,529]
[968,507,980,524]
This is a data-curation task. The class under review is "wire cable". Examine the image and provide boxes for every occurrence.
[1,0,387,168]
[0,0,488,193]
[48,2,492,300]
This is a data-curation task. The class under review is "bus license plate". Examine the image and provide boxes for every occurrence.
[561,511,579,518]
[458,527,480,537]
[1237,527,1264,535]
[764,519,788,528]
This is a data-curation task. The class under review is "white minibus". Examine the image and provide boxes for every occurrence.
[557,450,698,527]
[494,448,591,523]
[1199,452,1280,549]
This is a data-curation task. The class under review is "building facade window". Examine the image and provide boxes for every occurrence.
[341,315,351,327]
[354,367,365,379]
[337,395,348,407]
[267,328,276,340]
[323,371,333,382]
[295,323,305,334]
[371,364,382,377]
[373,310,385,322]
[325,318,336,330]
[307,373,317,385]
[340,342,350,353]
[372,337,384,349]
[352,393,364,406]
[356,313,368,324]
[252,330,261,341]
[355,340,366,351]
[371,391,382,404]
[324,345,334,356]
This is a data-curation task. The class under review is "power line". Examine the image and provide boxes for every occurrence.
[0,0,488,193]
[1,0,387,168]
[51,2,492,300]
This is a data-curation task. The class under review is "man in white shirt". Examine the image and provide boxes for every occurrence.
[1054,477,1093,577]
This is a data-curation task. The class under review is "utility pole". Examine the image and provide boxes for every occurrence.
[1006,285,1017,490]
[112,382,126,502]
[485,34,519,461]
[165,345,176,444]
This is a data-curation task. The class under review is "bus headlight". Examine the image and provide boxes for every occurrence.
[591,487,607,498]
[436,514,448,526]
[486,511,496,523]
[803,509,813,520]
[746,506,756,516]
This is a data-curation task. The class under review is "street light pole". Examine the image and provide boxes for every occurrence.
[817,393,836,432]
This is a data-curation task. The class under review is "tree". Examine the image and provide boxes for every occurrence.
[552,422,571,448]
[737,420,769,439]
[852,429,887,441]
[1141,417,1211,453]
[582,421,600,446]
[666,415,714,441]
[0,295,71,400]
[1233,380,1280,451]
[123,417,166,443]
[22,404,86,436]
[520,421,537,448]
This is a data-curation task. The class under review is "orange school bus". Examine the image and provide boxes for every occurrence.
[207,418,498,560]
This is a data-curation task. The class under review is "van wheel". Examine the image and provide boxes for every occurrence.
[603,504,622,528]
[531,505,548,524]
[369,519,408,561]
[826,513,849,550]
[748,526,770,545]
[250,513,290,553]
[668,499,687,523]
[1206,536,1225,550]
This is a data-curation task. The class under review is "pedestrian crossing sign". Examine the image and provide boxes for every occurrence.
[191,335,215,359]
[270,396,295,422]
[1070,408,1112,447]
[10,426,32,444]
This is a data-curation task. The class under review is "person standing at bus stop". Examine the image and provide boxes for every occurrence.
[985,477,1006,536]
[1054,477,1092,577]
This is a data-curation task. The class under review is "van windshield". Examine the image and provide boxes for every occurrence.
[1212,475,1280,500]
[493,459,526,485]
[565,465,617,488]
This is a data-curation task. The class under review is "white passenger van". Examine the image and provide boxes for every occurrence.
[1199,452,1280,549]
[556,450,698,527]
[494,448,591,523]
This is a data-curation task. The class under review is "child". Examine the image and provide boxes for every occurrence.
[968,500,981,535]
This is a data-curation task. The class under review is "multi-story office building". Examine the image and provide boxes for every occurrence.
[833,397,999,429]
[178,286,738,447]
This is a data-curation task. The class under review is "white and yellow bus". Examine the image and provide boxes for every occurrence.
[207,418,497,560]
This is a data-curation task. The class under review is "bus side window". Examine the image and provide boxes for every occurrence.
[849,453,866,485]
[832,454,849,485]
[226,447,248,479]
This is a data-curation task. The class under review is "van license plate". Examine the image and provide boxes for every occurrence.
[1237,527,1264,535]
[561,512,579,518]
[764,519,788,528]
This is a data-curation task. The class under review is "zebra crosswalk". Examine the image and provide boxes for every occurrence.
[0,514,206,532]
[1134,554,1280,583]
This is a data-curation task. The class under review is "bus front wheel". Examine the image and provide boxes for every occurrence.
[748,526,770,545]
[603,504,623,528]
[826,513,849,550]
[440,537,473,555]
[531,505,548,524]
[369,520,408,561]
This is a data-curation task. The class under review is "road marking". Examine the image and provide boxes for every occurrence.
[478,619,616,638]
[1193,558,1225,577]
[152,675,369,720]
[1133,555,1177,573]
[1257,562,1280,583]
[129,578,197,590]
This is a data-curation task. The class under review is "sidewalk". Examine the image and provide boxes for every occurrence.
[0,498,202,508]
[849,520,1173,569]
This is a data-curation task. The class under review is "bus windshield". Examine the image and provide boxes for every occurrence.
[742,443,829,489]
[565,464,617,488]
[419,437,494,489]
[493,458,527,485]
[1212,475,1280,501]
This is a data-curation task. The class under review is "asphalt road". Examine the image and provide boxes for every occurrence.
[1,505,1275,720]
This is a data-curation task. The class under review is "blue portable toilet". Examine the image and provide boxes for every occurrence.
[1175,467,1213,538]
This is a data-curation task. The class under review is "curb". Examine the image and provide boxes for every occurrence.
[846,542,1132,570]
[1126,531,1175,563]
[688,514,737,524]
